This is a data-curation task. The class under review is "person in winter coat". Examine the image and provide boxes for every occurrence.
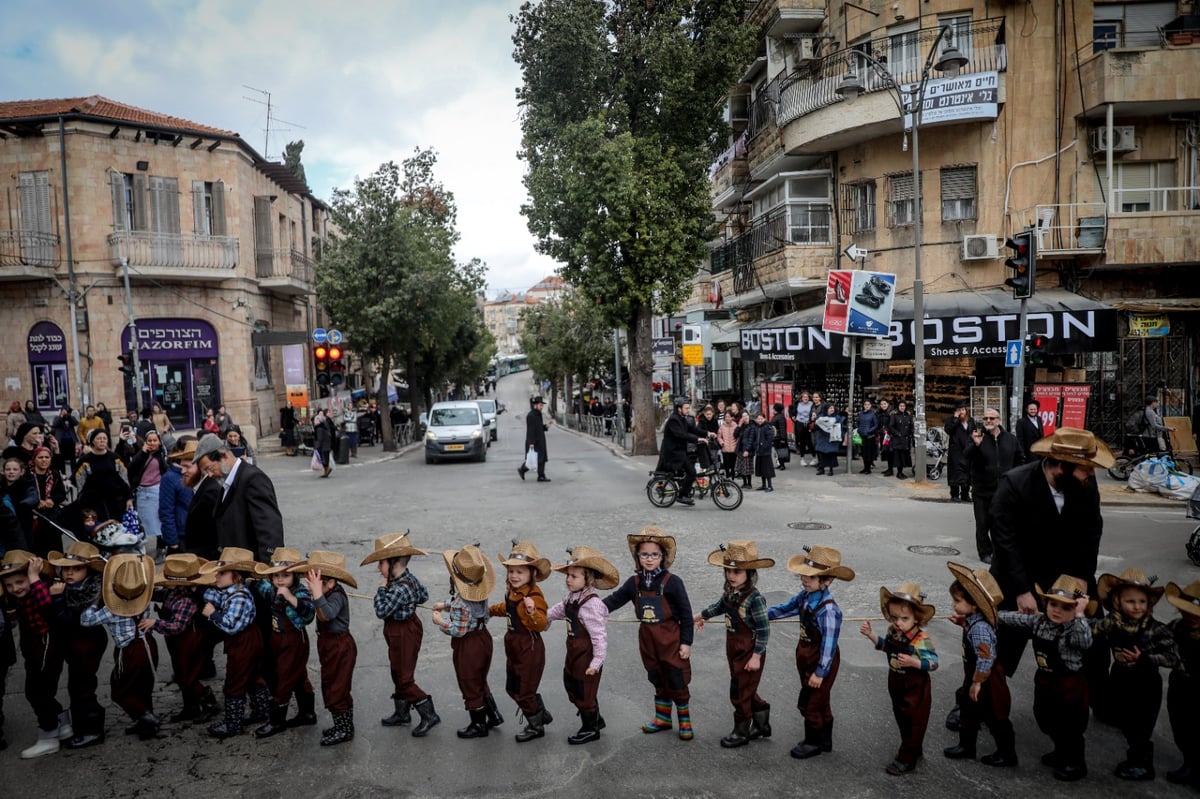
[657,399,711,504]
[717,403,747,480]
[313,410,337,478]
[1014,400,1044,463]
[697,404,721,471]
[877,399,895,475]
[51,406,79,476]
[519,396,551,482]
[964,409,1021,564]
[945,403,975,501]
[158,439,196,555]
[128,430,169,552]
[743,411,776,492]
[887,402,915,479]
[771,404,789,471]
[22,401,47,430]
[813,403,845,476]
[855,400,880,474]
[5,402,26,443]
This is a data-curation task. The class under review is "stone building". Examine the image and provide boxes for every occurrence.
[1,96,329,441]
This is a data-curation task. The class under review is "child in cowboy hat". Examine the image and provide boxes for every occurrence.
[2,550,72,758]
[1163,579,1200,785]
[295,550,359,746]
[768,544,855,760]
[361,532,439,736]
[199,546,268,739]
[48,542,109,750]
[694,540,774,749]
[431,544,500,739]
[605,526,695,740]
[860,582,939,775]
[145,553,219,726]
[546,545,617,745]
[490,539,553,742]
[249,547,317,739]
[80,552,161,741]
[997,574,1093,781]
[943,562,1017,769]
[1092,567,1180,781]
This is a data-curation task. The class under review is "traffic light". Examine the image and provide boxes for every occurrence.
[328,346,345,387]
[314,345,330,386]
[1004,228,1037,299]
[1027,333,1049,365]
[117,352,134,376]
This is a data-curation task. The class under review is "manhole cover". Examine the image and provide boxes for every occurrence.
[906,545,961,556]
[788,522,832,531]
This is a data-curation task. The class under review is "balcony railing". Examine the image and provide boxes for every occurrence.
[257,248,315,285]
[776,18,1007,128]
[1112,185,1200,213]
[108,231,238,271]
[0,229,59,268]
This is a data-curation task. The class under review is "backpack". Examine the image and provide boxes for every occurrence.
[1125,409,1148,435]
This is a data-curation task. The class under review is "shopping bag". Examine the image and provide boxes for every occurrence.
[775,444,791,464]
[311,450,324,471]
[851,431,863,447]
[525,447,538,472]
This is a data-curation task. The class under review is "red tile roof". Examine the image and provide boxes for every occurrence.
[0,95,238,137]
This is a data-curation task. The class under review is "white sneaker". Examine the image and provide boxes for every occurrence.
[21,729,60,759]
[56,710,74,740]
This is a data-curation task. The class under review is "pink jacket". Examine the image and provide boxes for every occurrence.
[717,416,745,453]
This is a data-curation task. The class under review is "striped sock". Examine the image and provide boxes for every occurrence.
[642,699,673,733]
[676,703,693,740]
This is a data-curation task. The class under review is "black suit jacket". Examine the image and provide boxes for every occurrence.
[525,408,548,456]
[184,476,223,561]
[1015,415,1044,461]
[212,462,284,563]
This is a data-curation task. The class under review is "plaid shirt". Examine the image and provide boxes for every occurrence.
[152,588,200,636]
[203,583,256,635]
[439,596,488,637]
[963,612,998,682]
[702,589,771,655]
[80,604,148,649]
[11,580,54,637]
[998,611,1092,672]
[768,588,842,676]
[875,625,939,673]
[374,570,428,621]
[1092,611,1180,670]
[251,579,316,631]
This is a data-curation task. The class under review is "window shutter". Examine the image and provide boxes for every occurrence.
[254,196,274,276]
[33,172,51,234]
[193,181,207,235]
[17,172,35,231]
[131,174,149,231]
[212,181,227,236]
[941,167,975,200]
[892,173,914,201]
[111,172,129,232]
[1119,163,1153,209]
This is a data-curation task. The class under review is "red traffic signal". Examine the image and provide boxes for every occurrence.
[118,352,134,375]
[1004,228,1037,300]
[327,346,342,362]
[314,346,328,360]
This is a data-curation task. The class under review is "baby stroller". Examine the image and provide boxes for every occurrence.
[1188,483,1200,567]
[924,427,948,481]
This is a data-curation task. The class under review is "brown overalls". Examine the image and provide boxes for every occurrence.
[794,597,839,730]
[724,590,768,722]
[563,594,601,713]
[499,587,547,715]
[637,574,690,704]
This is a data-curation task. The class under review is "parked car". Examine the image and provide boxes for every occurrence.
[474,398,502,443]
[424,401,487,464]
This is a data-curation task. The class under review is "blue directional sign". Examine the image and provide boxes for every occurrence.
[1005,339,1023,368]
[328,329,343,345]
[312,328,327,344]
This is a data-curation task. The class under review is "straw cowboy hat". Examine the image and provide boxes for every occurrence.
[706,540,775,571]
[199,546,260,575]
[786,544,855,581]
[48,542,106,571]
[0,549,55,591]
[553,545,620,590]
[880,582,936,626]
[1097,568,1164,608]
[168,439,199,462]
[289,550,358,589]
[497,539,551,582]
[1035,574,1089,606]
[360,531,429,566]
[255,547,307,576]
[627,526,677,569]
[947,561,1004,627]
[102,553,156,617]
[442,544,496,601]
[155,553,215,587]
[1030,426,1115,469]
[1165,580,1200,618]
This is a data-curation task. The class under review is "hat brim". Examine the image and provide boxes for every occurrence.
[1035,583,1088,607]
[880,586,936,626]
[706,550,775,571]
[286,562,358,589]
[199,559,260,575]
[785,554,854,581]
[1165,582,1200,617]
[552,557,620,590]
[154,563,216,587]
[1096,573,1164,607]
[48,551,105,571]
[1029,437,1116,469]
[254,561,306,576]
[496,554,552,582]
[627,534,677,570]
[361,544,429,566]
[103,555,155,617]
[947,561,1000,627]
[0,556,56,591]
[442,550,496,601]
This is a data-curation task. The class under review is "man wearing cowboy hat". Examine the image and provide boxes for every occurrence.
[988,427,1108,678]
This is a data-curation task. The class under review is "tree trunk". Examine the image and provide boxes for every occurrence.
[564,373,575,429]
[405,351,422,423]
[378,352,396,452]
[629,304,658,456]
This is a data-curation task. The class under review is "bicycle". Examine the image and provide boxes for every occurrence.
[1107,435,1193,481]
[646,467,743,511]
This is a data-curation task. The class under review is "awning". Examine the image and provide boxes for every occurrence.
[723,275,825,309]
[709,320,744,347]
[737,288,1117,363]
[1107,297,1200,313]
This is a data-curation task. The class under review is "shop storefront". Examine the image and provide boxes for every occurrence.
[120,319,222,429]
[26,321,70,412]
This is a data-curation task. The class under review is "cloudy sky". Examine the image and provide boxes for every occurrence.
[1,0,558,297]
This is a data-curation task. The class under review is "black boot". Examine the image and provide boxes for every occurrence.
[170,699,202,724]
[945,704,961,732]
[457,707,490,739]
[255,704,290,739]
[65,708,105,750]
[821,719,834,752]
[483,693,504,728]
[980,721,1019,767]
[721,718,752,748]
[749,706,772,740]
[515,709,545,743]
[196,687,221,723]
[245,686,271,724]
[207,697,245,739]
[320,710,355,746]
[791,723,823,759]
[1115,742,1155,781]
[134,712,160,741]
[882,468,894,476]
[411,697,441,737]
[944,729,977,760]
[536,694,553,726]
[287,690,318,727]
[568,710,601,745]
[381,695,411,727]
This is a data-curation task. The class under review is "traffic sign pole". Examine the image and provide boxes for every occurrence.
[1010,298,1029,429]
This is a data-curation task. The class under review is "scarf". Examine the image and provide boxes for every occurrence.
[640,567,664,589]
[64,573,103,613]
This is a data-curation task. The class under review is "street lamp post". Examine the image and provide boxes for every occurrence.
[836,27,967,482]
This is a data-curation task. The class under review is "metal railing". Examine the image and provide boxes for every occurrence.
[1112,185,1200,213]
[0,229,59,268]
[256,248,315,284]
[108,231,239,270]
[1017,203,1107,252]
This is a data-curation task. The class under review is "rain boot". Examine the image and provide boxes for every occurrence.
[568,710,601,745]
[1115,742,1155,781]
[320,710,355,746]
[197,686,221,723]
[676,703,693,741]
[514,709,545,743]
[246,686,271,724]
[456,707,490,739]
[536,693,553,726]
[980,721,1019,767]
[411,696,441,737]
[255,704,291,739]
[381,695,411,727]
[20,726,60,759]
[642,698,673,733]
[720,718,751,748]
[483,693,504,728]
[65,708,105,750]
[170,697,202,724]
[790,722,823,759]
[820,720,834,752]
[944,728,977,760]
[207,696,246,739]
[135,712,161,740]
[749,705,772,740]
[287,689,317,727]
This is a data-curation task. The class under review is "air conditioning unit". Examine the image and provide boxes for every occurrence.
[962,235,1000,261]
[1089,126,1137,154]
[793,37,817,64]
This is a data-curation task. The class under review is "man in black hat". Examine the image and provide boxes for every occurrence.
[657,398,713,505]
[519,397,551,482]
[944,401,975,502]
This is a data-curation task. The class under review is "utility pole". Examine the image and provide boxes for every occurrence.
[58,116,86,407]
[121,257,142,410]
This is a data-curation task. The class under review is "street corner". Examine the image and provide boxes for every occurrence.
[1099,482,1188,508]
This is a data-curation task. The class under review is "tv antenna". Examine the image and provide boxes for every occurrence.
[242,85,306,159]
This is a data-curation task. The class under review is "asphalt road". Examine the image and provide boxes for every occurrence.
[4,372,1198,798]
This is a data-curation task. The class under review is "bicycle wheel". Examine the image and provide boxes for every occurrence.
[647,476,678,508]
[711,479,743,511]
[1107,456,1134,481]
[1175,458,1194,476]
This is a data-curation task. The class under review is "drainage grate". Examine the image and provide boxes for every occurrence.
[788,522,832,531]
[906,545,961,556]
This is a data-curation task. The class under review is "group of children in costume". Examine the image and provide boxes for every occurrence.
[1,530,1197,787]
